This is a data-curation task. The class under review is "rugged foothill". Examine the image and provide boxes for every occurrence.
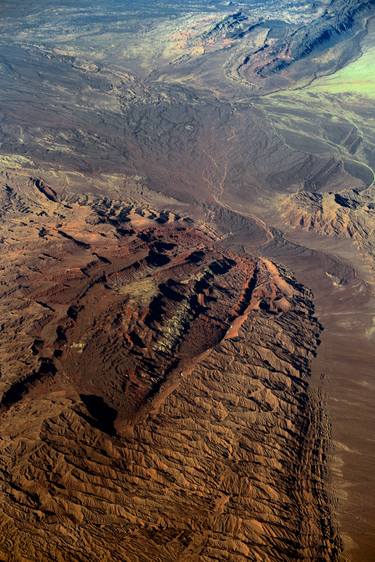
[280,188,375,273]
[0,173,339,561]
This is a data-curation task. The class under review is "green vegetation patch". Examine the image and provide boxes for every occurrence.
[309,47,375,98]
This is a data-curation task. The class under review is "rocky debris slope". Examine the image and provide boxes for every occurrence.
[0,173,340,560]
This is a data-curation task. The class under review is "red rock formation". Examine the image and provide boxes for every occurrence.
[0,174,340,561]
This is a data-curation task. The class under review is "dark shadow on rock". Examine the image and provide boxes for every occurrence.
[80,394,117,436]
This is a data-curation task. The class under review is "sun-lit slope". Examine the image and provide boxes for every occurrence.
[279,187,375,280]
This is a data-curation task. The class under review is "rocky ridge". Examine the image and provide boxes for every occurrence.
[0,173,340,561]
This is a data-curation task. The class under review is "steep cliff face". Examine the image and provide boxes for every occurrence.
[0,173,340,561]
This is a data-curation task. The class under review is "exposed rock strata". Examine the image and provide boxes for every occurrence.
[0,174,340,560]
